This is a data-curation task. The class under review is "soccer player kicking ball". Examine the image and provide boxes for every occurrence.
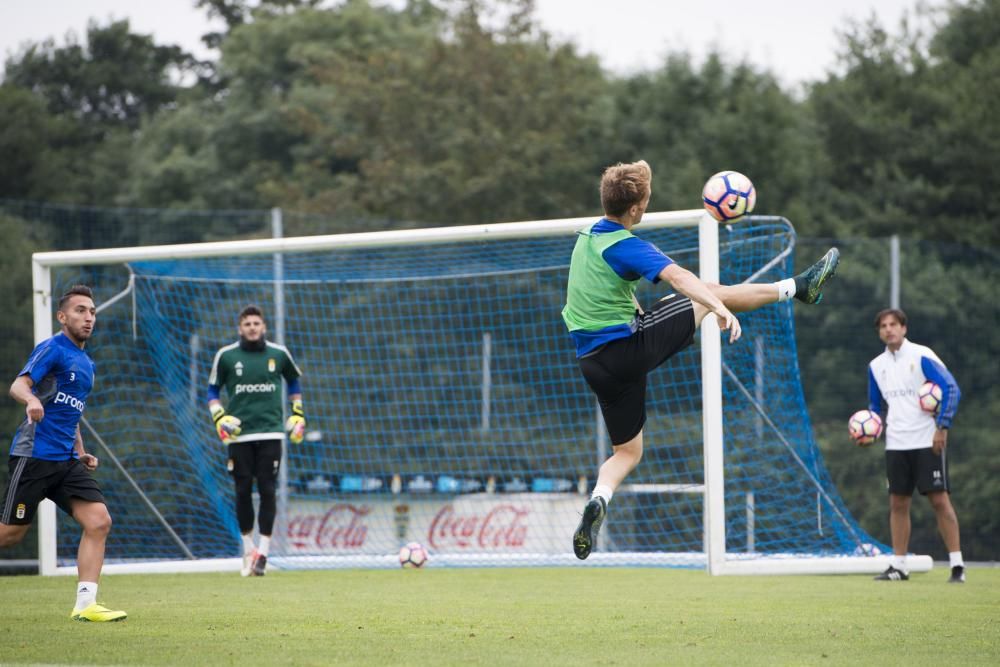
[208,305,305,576]
[1,285,126,621]
[565,161,840,560]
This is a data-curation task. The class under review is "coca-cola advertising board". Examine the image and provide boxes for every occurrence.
[284,493,581,555]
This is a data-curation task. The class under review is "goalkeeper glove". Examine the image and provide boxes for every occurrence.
[210,404,242,443]
[285,399,306,445]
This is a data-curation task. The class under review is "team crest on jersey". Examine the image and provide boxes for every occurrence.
[16,504,25,519]
[235,361,244,377]
[268,358,276,373]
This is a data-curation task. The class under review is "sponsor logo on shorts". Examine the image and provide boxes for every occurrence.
[53,391,86,412]
[234,382,277,395]
[16,503,25,519]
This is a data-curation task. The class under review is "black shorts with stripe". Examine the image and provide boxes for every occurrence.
[577,295,696,445]
[885,447,951,496]
[1,456,106,525]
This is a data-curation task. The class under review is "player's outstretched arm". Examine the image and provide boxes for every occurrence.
[658,264,742,343]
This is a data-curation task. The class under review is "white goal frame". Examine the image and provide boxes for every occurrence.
[30,210,932,577]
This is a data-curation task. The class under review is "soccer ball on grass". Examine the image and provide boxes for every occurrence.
[848,409,883,447]
[398,542,428,569]
[702,171,756,222]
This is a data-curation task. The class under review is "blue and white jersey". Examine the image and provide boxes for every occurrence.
[868,338,960,451]
[570,218,675,357]
[9,333,95,461]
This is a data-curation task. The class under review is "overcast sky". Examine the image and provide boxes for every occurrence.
[1,0,923,86]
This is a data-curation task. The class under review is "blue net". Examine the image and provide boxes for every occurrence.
[51,217,883,568]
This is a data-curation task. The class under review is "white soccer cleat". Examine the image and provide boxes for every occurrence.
[241,549,258,577]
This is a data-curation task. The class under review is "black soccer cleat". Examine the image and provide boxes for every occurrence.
[795,247,840,304]
[252,553,267,576]
[873,565,909,581]
[948,565,966,583]
[573,497,607,560]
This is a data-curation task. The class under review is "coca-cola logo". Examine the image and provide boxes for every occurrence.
[286,504,370,550]
[428,503,529,550]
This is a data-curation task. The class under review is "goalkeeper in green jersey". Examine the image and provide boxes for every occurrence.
[208,305,305,576]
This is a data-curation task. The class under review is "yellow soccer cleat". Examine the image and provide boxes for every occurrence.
[70,603,127,622]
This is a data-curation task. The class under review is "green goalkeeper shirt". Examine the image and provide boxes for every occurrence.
[208,341,302,442]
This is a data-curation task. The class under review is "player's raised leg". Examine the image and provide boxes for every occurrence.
[688,247,841,326]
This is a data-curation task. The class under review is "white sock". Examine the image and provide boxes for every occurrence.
[892,554,907,572]
[949,551,964,568]
[775,278,797,302]
[258,535,271,557]
[242,533,256,555]
[591,485,613,504]
[76,581,98,610]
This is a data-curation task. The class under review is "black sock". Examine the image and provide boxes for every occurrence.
[793,275,807,300]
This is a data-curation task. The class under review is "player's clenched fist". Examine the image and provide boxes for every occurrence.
[210,404,242,443]
[285,399,305,445]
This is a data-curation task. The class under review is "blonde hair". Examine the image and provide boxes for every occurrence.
[600,160,652,216]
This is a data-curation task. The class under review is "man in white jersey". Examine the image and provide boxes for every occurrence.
[867,308,964,583]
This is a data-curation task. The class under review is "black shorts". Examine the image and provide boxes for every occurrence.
[1,456,106,525]
[227,439,282,484]
[885,448,950,496]
[578,295,696,445]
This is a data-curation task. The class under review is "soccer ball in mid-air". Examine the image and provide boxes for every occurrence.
[848,409,883,447]
[398,542,428,569]
[702,171,757,222]
[918,381,942,414]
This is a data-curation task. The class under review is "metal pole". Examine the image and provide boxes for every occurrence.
[480,332,491,431]
[32,260,57,575]
[189,334,200,411]
[699,214,726,575]
[890,235,900,309]
[272,208,289,552]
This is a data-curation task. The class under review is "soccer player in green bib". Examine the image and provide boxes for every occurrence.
[565,160,841,559]
[208,305,305,576]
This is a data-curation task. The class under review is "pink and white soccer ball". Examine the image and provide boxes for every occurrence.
[702,170,757,222]
[398,542,428,569]
[848,409,883,447]
[918,381,942,414]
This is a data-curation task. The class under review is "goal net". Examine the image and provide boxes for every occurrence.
[34,211,915,575]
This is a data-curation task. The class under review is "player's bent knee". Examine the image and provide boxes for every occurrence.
[612,437,644,466]
[76,504,113,535]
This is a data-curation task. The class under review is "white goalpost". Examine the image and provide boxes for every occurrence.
[30,210,932,576]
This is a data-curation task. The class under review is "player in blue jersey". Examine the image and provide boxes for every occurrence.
[564,160,841,559]
[1,285,126,621]
[867,308,965,583]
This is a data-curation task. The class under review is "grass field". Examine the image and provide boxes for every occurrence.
[1,567,997,665]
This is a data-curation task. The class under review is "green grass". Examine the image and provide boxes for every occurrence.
[1,567,997,665]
